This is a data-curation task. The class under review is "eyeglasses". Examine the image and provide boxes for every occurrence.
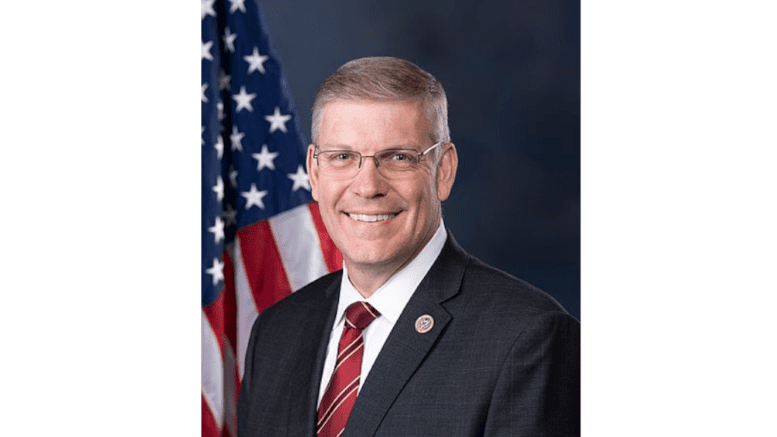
[313,142,442,178]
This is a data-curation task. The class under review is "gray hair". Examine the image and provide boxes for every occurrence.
[311,57,450,149]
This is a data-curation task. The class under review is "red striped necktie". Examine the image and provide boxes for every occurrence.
[317,301,380,437]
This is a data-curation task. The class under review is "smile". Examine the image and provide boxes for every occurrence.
[347,213,397,223]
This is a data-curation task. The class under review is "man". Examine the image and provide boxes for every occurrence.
[237,57,580,437]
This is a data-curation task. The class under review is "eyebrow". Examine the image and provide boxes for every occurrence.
[316,143,421,151]
[316,144,356,151]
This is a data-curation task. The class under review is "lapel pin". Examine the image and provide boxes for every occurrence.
[415,315,434,334]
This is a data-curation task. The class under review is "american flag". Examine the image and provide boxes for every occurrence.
[201,2,342,436]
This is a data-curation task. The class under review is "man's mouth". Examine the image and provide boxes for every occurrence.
[347,213,397,223]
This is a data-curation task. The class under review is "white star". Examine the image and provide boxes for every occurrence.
[212,176,224,202]
[223,27,237,53]
[229,0,247,13]
[230,126,244,151]
[205,257,225,286]
[232,86,257,112]
[201,0,216,20]
[217,100,225,124]
[208,216,225,244]
[241,183,268,210]
[219,69,231,91]
[229,168,239,187]
[201,126,205,145]
[265,107,291,133]
[202,40,214,61]
[288,165,311,192]
[222,203,237,226]
[252,144,279,171]
[201,83,209,103]
[244,47,269,74]
[214,135,224,159]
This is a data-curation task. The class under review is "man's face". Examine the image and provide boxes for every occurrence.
[307,99,456,278]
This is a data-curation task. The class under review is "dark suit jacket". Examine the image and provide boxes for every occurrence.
[237,232,580,436]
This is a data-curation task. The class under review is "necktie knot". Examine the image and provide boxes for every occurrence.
[344,302,380,330]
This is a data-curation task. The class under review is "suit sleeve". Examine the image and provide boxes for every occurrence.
[237,313,263,437]
[483,311,581,437]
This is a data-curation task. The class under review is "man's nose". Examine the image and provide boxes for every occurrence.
[352,155,387,197]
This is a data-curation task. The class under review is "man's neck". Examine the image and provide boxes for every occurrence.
[345,263,405,298]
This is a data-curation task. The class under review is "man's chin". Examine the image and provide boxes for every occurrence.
[342,246,401,271]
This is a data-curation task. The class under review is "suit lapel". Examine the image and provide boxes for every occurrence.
[343,233,470,437]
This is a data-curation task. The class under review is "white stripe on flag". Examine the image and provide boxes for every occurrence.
[201,310,224,429]
[269,203,329,292]
[234,238,259,380]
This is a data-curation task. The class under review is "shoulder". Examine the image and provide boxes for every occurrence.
[434,231,572,320]
[460,256,570,317]
[439,252,579,350]
[251,269,342,330]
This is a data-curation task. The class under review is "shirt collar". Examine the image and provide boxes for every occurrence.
[335,220,448,327]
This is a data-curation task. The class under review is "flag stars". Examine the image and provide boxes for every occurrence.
[223,27,237,53]
[212,176,224,202]
[214,135,224,159]
[219,69,231,91]
[202,12,318,294]
[222,204,237,227]
[241,183,268,210]
[201,0,216,20]
[217,101,225,125]
[229,0,247,13]
[288,165,311,192]
[202,40,214,61]
[208,216,226,244]
[205,257,225,286]
[201,83,209,103]
[244,47,269,74]
[265,107,291,133]
[252,144,279,171]
[229,168,239,187]
[233,86,257,112]
[230,126,245,151]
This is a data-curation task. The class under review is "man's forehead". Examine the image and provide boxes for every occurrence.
[319,99,427,135]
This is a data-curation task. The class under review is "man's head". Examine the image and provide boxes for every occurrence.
[311,57,450,152]
[306,57,458,293]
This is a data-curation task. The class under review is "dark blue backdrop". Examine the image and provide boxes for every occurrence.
[259,0,580,319]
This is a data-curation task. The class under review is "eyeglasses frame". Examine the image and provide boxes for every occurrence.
[312,141,443,177]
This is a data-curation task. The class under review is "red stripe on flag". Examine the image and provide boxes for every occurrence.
[222,248,237,352]
[202,394,220,437]
[237,220,292,313]
[308,201,343,272]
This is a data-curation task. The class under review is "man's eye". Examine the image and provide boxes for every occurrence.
[387,152,413,162]
[330,153,354,162]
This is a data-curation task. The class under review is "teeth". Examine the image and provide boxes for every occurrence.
[348,213,395,222]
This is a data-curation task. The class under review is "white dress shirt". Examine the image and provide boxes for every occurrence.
[316,221,448,405]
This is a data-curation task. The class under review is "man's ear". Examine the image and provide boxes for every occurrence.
[306,144,320,201]
[436,142,458,201]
